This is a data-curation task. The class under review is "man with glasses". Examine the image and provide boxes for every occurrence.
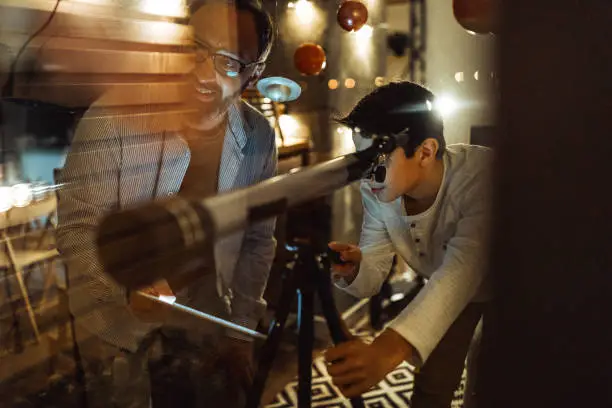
[326,81,492,408]
[56,0,277,406]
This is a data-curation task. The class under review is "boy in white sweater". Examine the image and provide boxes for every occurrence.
[326,81,492,408]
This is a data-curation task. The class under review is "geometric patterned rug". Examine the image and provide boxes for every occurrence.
[266,344,466,408]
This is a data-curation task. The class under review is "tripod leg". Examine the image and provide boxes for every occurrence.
[246,271,297,408]
[316,265,366,408]
[297,287,314,408]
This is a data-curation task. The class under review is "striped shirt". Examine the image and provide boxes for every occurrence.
[56,100,277,351]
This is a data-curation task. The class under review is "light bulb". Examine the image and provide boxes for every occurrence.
[295,0,314,24]
[265,84,292,102]
[434,95,459,117]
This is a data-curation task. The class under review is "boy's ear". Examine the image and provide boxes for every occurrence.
[419,138,440,162]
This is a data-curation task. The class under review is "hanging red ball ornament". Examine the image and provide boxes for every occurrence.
[453,0,498,34]
[337,1,369,32]
[294,43,327,76]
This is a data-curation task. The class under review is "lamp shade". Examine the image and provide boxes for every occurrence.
[257,77,302,102]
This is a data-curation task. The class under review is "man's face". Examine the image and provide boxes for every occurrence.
[187,4,262,129]
[367,147,423,203]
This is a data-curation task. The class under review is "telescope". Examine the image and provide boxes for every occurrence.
[96,134,397,291]
[95,133,398,408]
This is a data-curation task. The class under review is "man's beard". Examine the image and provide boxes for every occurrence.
[188,92,234,130]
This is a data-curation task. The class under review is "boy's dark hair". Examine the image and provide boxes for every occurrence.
[338,81,446,159]
[189,0,275,62]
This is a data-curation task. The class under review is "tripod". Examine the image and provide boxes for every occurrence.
[246,240,365,408]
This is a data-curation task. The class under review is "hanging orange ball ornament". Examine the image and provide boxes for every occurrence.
[453,0,498,34]
[337,0,369,32]
[294,43,327,76]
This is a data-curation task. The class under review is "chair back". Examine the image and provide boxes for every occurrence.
[0,196,58,231]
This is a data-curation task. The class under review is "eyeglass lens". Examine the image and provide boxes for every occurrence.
[194,47,242,78]
[373,165,386,183]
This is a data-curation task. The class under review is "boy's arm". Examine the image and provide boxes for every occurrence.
[388,178,490,366]
[335,182,395,298]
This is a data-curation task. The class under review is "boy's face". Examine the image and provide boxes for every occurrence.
[364,138,440,203]
[368,147,422,203]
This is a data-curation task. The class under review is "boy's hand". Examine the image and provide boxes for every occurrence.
[328,242,362,284]
[325,329,413,397]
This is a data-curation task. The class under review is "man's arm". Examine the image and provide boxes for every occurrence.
[389,178,490,366]
[227,125,278,340]
[334,182,395,298]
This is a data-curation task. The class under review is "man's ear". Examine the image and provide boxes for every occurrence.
[419,138,439,164]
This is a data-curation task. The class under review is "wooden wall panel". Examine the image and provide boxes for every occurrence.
[14,81,188,107]
[18,45,192,74]
[1,0,191,108]
[0,1,190,45]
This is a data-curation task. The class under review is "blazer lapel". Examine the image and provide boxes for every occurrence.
[214,103,252,297]
[158,131,190,196]
[217,102,251,192]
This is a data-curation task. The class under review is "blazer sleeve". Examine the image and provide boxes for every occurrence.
[227,121,278,340]
[56,114,129,314]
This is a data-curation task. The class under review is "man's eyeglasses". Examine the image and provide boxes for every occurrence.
[192,40,262,79]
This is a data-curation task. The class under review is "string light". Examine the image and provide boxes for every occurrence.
[294,0,314,24]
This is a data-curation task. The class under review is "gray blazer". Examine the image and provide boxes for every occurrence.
[56,101,278,352]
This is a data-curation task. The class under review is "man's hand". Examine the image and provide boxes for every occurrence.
[324,329,413,397]
[328,242,362,284]
[128,279,175,322]
[217,337,255,391]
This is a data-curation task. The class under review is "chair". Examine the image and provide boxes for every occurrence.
[242,88,311,166]
[0,195,60,343]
